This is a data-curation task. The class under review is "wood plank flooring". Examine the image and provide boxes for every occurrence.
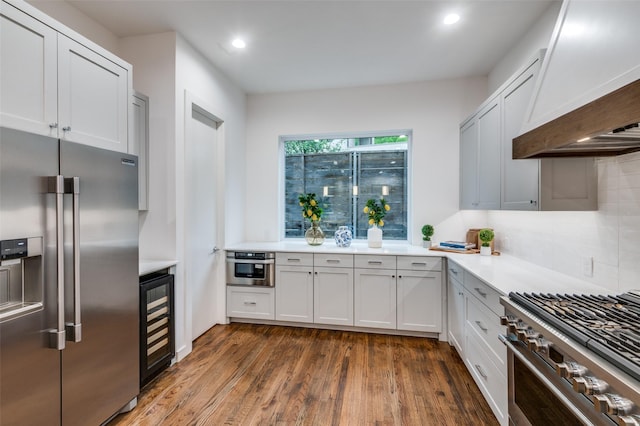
[110,324,498,426]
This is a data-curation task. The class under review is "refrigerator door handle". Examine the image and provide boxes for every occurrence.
[64,177,82,343]
[47,176,66,350]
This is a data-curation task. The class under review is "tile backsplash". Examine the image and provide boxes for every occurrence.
[486,151,640,293]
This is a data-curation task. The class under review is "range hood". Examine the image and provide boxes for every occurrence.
[513,78,640,159]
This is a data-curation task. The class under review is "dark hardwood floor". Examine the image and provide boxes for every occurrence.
[110,324,498,425]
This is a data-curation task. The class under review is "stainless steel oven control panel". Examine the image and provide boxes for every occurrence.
[499,298,640,426]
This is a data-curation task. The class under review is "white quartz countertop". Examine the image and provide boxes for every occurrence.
[225,240,441,256]
[444,252,607,296]
[139,259,178,276]
[226,241,609,296]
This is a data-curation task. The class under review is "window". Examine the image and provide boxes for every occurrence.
[283,133,409,240]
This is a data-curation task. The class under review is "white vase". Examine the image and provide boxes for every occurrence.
[480,245,492,256]
[367,225,383,248]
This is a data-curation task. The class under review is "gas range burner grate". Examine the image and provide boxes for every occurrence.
[509,292,640,381]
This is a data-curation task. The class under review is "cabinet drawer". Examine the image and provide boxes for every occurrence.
[396,256,441,271]
[226,287,275,320]
[466,297,506,368]
[465,325,508,425]
[355,255,396,270]
[464,272,504,316]
[276,252,313,267]
[314,253,353,268]
[446,260,464,283]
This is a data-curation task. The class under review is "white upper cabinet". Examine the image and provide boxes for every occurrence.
[0,1,132,153]
[132,92,149,210]
[476,99,501,210]
[522,0,640,133]
[460,51,597,211]
[0,4,57,136]
[57,35,129,152]
[459,118,478,209]
[501,59,541,210]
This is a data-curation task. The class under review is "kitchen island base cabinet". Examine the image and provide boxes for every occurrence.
[226,287,275,320]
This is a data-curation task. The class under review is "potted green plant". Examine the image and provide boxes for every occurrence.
[421,224,434,248]
[478,228,494,256]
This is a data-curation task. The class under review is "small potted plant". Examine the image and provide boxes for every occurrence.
[421,224,434,248]
[478,228,494,256]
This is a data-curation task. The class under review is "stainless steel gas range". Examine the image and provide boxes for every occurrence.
[500,292,640,426]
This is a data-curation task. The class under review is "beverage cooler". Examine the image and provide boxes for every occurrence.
[140,272,175,387]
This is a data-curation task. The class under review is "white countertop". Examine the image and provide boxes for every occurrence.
[139,259,178,276]
[226,241,609,296]
[225,240,441,256]
[444,252,607,296]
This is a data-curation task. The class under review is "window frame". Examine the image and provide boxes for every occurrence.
[279,129,413,243]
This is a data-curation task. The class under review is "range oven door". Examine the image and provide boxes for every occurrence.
[501,335,612,426]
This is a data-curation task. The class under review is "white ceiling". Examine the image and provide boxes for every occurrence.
[62,0,555,94]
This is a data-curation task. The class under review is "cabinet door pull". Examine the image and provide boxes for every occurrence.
[326,259,340,263]
[49,123,58,129]
[62,126,71,132]
[475,320,488,332]
[449,269,458,275]
[411,262,427,266]
[474,364,488,380]
[244,301,257,306]
[287,258,301,262]
[474,287,487,297]
[368,260,382,265]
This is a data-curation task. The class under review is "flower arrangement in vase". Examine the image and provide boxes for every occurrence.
[363,198,390,248]
[299,193,325,245]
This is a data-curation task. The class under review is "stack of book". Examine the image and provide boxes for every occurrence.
[438,241,476,250]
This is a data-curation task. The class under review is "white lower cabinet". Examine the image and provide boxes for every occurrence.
[275,252,314,323]
[314,266,354,326]
[447,261,465,355]
[397,270,442,333]
[275,265,314,323]
[446,261,507,426]
[354,268,397,330]
[465,324,508,426]
[226,286,275,320]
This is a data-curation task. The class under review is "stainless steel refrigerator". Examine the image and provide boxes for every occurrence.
[0,127,139,425]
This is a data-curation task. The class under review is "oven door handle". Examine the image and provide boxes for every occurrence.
[498,335,597,426]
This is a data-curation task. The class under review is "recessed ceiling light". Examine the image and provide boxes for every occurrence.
[231,38,246,49]
[444,13,460,25]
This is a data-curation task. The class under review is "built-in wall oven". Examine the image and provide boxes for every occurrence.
[500,292,640,426]
[226,251,275,286]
